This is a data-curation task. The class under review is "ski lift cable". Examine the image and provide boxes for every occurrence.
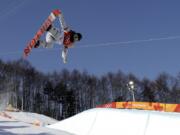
[0,0,28,22]
[0,0,18,14]
[77,35,180,48]
[0,35,180,56]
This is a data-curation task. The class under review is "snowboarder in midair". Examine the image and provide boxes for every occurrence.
[33,10,82,63]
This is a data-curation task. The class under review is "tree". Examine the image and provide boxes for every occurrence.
[154,73,171,103]
[107,71,128,102]
[33,92,43,113]
[141,78,155,102]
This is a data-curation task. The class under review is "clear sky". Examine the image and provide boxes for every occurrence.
[0,0,180,79]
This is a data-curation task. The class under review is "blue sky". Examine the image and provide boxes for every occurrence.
[0,0,180,79]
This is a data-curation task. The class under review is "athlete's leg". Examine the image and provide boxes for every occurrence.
[62,47,68,63]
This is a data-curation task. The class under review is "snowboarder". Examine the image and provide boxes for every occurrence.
[32,10,82,63]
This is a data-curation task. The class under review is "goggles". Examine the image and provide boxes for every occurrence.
[74,34,79,41]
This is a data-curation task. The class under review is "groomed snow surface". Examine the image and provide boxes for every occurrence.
[48,108,180,135]
[1,108,180,135]
[0,111,73,135]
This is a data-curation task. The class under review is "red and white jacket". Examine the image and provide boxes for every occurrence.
[47,9,74,48]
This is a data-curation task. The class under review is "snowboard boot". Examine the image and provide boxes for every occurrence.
[34,40,47,48]
[34,40,40,48]
[46,25,52,32]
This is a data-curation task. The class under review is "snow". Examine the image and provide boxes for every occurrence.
[48,108,180,135]
[0,111,74,135]
[5,111,58,126]
[1,108,180,135]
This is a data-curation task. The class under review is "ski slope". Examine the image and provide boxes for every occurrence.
[6,111,58,126]
[0,111,73,135]
[1,108,180,135]
[48,108,180,135]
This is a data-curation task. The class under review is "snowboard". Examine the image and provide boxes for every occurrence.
[23,9,61,57]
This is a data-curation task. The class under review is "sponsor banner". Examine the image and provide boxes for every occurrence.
[97,102,180,113]
[96,102,116,108]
